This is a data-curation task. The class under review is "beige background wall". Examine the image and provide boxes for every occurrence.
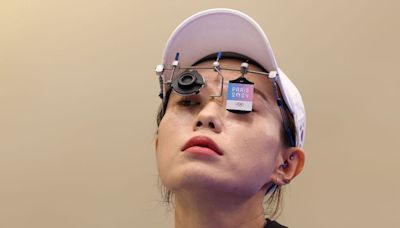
[1,0,399,227]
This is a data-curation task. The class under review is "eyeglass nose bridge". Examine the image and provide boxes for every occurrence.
[209,67,224,98]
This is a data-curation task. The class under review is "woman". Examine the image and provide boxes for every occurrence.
[154,8,306,228]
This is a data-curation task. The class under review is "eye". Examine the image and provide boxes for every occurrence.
[178,98,200,107]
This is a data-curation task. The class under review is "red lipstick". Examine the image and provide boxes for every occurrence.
[182,136,222,156]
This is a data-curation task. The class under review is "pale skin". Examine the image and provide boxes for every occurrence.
[155,59,305,228]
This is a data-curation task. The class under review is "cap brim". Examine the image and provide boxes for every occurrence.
[162,8,278,73]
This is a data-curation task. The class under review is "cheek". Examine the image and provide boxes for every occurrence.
[156,111,183,158]
[157,109,194,145]
[226,117,282,185]
[228,114,282,153]
[155,110,194,182]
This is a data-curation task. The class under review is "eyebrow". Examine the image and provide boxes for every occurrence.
[254,87,271,104]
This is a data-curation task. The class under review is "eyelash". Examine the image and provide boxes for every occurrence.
[178,98,200,107]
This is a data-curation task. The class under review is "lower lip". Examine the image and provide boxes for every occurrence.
[184,146,219,156]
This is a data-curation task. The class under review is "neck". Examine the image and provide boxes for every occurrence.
[174,188,267,228]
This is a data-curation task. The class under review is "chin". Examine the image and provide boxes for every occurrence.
[161,165,261,197]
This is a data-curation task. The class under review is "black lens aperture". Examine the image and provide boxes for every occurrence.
[172,70,205,95]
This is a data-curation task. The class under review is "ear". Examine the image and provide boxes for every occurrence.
[271,147,305,186]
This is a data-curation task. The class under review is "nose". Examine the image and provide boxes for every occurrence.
[193,102,223,133]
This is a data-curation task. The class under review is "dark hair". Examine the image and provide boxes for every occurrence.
[155,56,296,219]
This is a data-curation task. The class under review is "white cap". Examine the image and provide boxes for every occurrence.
[160,8,306,148]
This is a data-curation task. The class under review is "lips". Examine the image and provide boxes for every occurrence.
[182,136,223,156]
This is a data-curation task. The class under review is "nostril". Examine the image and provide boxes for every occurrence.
[196,121,202,127]
[208,122,215,129]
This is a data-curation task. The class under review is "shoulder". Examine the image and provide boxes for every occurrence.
[264,218,288,228]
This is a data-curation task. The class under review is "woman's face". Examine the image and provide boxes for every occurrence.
[156,59,286,197]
